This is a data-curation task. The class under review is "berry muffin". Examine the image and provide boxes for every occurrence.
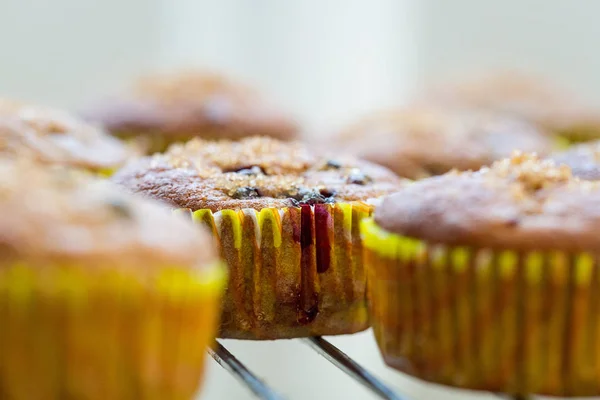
[0,159,225,400]
[113,137,404,339]
[362,153,600,396]
[332,105,552,179]
[0,99,130,175]
[81,70,299,154]
[551,140,600,181]
[423,72,600,144]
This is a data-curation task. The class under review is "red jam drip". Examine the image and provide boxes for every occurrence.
[314,204,332,273]
[298,204,319,325]
[300,204,313,249]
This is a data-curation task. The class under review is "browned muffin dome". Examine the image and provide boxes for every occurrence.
[81,71,298,153]
[375,152,600,252]
[113,136,403,211]
[0,99,129,172]
[422,72,600,142]
[0,158,216,269]
[551,140,600,180]
[333,105,552,179]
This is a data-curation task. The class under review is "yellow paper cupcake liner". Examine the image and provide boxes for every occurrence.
[123,133,173,155]
[555,127,600,146]
[362,218,600,397]
[553,135,573,151]
[177,201,373,339]
[123,130,221,155]
[0,261,225,400]
[95,167,117,178]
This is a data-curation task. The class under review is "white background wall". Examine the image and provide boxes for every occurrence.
[1,1,599,399]
[156,0,419,134]
[0,0,162,107]
[415,0,600,106]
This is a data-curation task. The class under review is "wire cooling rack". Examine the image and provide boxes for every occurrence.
[208,337,517,400]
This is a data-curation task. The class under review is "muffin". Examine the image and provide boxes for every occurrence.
[362,153,600,396]
[112,137,404,339]
[0,99,130,174]
[332,105,552,179]
[0,159,225,399]
[551,140,600,180]
[81,70,299,154]
[423,72,600,144]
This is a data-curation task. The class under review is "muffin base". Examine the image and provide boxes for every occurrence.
[121,132,177,155]
[178,201,373,339]
[119,127,292,155]
[556,128,600,146]
[0,261,225,400]
[362,218,600,397]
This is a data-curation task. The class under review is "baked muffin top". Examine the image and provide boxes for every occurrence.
[81,70,298,141]
[333,105,552,179]
[0,99,129,172]
[375,152,600,251]
[112,137,404,212]
[0,158,217,269]
[422,72,600,140]
[551,140,600,181]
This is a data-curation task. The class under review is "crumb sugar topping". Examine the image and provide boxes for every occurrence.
[484,152,572,190]
[152,137,399,204]
[0,99,128,169]
[133,71,256,105]
[375,151,600,251]
[0,159,215,268]
[1,100,95,140]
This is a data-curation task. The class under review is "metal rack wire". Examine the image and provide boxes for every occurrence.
[208,338,514,400]
[208,341,285,400]
[208,337,400,400]
[302,337,407,400]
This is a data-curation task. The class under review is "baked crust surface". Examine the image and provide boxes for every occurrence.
[113,137,404,211]
[333,105,551,179]
[82,71,298,142]
[0,99,128,171]
[375,152,600,251]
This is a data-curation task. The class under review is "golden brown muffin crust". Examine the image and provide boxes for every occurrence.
[422,72,600,139]
[0,159,217,269]
[375,152,600,251]
[551,140,600,180]
[112,137,404,211]
[81,70,298,142]
[0,99,129,171]
[333,105,552,179]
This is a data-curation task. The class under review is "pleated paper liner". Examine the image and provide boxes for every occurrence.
[0,261,225,400]
[95,167,118,178]
[176,201,373,339]
[362,218,600,397]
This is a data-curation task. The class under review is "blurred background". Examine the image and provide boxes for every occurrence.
[2,0,598,398]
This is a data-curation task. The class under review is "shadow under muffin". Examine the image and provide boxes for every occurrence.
[112,136,405,339]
